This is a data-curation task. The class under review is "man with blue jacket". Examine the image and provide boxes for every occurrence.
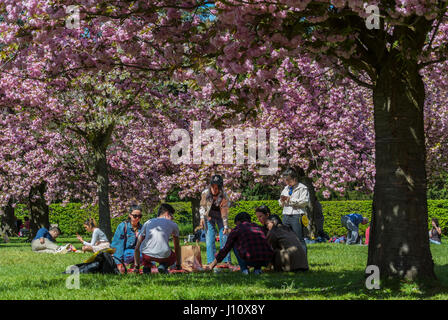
[341,213,369,245]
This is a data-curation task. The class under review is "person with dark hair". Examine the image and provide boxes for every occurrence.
[266,215,309,272]
[111,204,144,273]
[24,216,30,229]
[134,203,181,274]
[19,216,30,237]
[76,218,110,252]
[31,226,62,253]
[255,205,271,235]
[429,218,442,245]
[278,167,309,253]
[205,212,273,275]
[199,174,232,267]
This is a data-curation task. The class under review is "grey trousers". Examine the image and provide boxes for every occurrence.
[341,216,359,245]
[283,214,307,254]
[31,238,59,253]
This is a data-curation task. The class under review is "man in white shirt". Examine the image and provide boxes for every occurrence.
[278,167,310,253]
[134,203,181,274]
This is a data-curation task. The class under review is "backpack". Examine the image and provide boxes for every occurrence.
[65,251,120,275]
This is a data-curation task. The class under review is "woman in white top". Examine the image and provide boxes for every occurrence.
[76,218,110,253]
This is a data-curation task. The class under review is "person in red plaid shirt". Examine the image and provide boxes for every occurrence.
[205,212,273,275]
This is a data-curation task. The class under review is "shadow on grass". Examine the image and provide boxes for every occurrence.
[2,264,448,299]
[2,241,448,299]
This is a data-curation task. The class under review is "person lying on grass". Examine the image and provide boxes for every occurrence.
[76,219,110,253]
[205,212,273,275]
[133,203,182,274]
[266,215,309,272]
[31,226,63,253]
[111,204,143,274]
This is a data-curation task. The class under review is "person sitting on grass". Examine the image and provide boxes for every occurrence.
[266,215,309,272]
[429,218,442,245]
[205,212,273,275]
[134,203,182,274]
[76,218,110,253]
[111,204,144,273]
[31,226,62,253]
[340,213,368,245]
[255,205,271,235]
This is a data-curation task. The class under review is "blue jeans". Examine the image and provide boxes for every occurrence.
[430,239,441,245]
[233,248,268,273]
[341,216,359,245]
[283,214,307,254]
[206,218,231,264]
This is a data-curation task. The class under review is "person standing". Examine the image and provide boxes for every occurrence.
[278,167,309,253]
[365,224,371,246]
[340,213,369,245]
[199,174,232,267]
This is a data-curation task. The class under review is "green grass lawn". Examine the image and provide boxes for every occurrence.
[1,237,448,300]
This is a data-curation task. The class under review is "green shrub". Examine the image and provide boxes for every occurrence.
[12,200,448,238]
[228,200,283,228]
[320,200,372,237]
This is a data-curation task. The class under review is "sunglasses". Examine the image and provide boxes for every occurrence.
[131,214,142,219]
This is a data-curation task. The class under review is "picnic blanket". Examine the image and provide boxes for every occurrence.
[126,263,241,274]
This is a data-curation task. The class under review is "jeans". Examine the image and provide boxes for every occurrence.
[341,216,359,245]
[282,214,307,254]
[430,239,441,245]
[233,248,268,273]
[206,217,231,264]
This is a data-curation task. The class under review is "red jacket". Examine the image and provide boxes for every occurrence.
[365,226,370,245]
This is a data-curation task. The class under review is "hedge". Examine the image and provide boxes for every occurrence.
[13,202,194,236]
[227,200,372,236]
[12,200,448,237]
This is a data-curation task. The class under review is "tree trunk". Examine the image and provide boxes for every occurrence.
[0,198,17,237]
[95,147,113,241]
[301,177,321,239]
[29,182,50,239]
[191,198,201,230]
[367,57,436,281]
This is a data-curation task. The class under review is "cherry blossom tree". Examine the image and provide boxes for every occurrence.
[185,0,447,281]
[1,0,448,281]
